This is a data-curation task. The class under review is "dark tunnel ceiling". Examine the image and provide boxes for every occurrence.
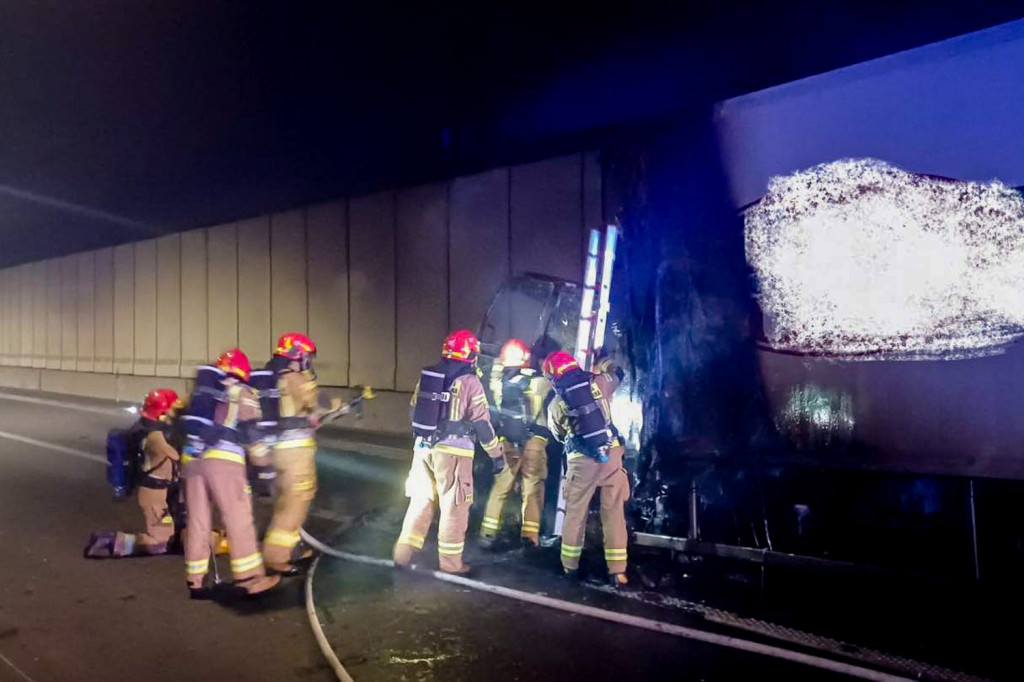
[0,1,1020,266]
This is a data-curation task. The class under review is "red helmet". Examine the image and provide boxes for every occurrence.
[216,348,252,382]
[499,338,531,368]
[441,330,480,363]
[542,351,579,379]
[274,332,317,360]
[141,388,180,421]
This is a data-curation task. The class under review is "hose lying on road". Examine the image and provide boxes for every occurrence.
[0,416,940,682]
[299,527,914,682]
[304,554,355,682]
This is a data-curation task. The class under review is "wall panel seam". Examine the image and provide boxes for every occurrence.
[445,180,452,330]
[303,208,310,335]
[345,200,351,388]
[268,216,274,344]
[393,191,398,391]
[507,166,513,277]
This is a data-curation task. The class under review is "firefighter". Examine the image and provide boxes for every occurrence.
[84,388,184,558]
[480,338,552,548]
[393,329,503,574]
[182,348,279,598]
[544,351,630,588]
[257,331,340,575]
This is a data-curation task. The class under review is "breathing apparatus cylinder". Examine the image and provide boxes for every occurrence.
[106,428,133,499]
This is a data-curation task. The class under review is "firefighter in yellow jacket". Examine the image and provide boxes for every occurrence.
[480,338,552,547]
[544,351,630,588]
[393,329,503,574]
[256,332,342,575]
[182,349,279,598]
[85,388,184,557]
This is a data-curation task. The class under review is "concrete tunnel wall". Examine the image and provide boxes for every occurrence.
[0,152,602,434]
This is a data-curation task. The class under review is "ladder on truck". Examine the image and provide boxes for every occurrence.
[552,223,618,536]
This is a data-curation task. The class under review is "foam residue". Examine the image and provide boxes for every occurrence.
[745,158,1024,359]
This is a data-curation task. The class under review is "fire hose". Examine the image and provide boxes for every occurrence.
[298,527,914,682]
[2,386,923,682]
[300,383,913,682]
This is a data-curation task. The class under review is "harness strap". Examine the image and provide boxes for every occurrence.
[417,390,451,403]
[193,385,226,400]
[278,416,311,430]
[139,475,172,490]
[566,402,601,418]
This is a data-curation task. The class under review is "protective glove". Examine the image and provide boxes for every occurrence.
[592,356,625,382]
[592,354,615,374]
[250,464,277,498]
[492,455,506,475]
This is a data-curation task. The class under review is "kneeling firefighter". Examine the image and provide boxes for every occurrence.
[251,331,340,575]
[181,349,279,598]
[86,388,184,557]
[480,338,552,548]
[393,329,503,574]
[544,351,630,588]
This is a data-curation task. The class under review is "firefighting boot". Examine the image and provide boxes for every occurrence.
[236,574,281,596]
[83,531,117,558]
[189,586,211,600]
[540,534,561,548]
[288,542,316,570]
[440,563,472,576]
[112,532,139,557]
[288,551,316,575]
[561,567,579,581]
[393,542,417,569]
[267,556,313,577]
[187,576,211,600]
[608,573,629,589]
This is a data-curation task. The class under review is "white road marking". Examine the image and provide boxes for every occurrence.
[0,651,38,682]
[0,429,342,524]
[0,430,106,465]
[301,528,922,682]
[0,391,130,418]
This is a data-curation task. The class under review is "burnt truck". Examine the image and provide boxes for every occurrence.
[479,151,1024,586]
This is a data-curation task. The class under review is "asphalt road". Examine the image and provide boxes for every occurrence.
[0,390,855,682]
[0,394,334,682]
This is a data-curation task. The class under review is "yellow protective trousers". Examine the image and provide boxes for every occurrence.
[107,486,175,557]
[393,444,474,573]
[480,436,548,544]
[136,485,175,549]
[182,455,267,588]
[559,445,629,575]
[262,440,317,569]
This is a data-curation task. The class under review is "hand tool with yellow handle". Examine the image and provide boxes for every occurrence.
[317,386,375,427]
